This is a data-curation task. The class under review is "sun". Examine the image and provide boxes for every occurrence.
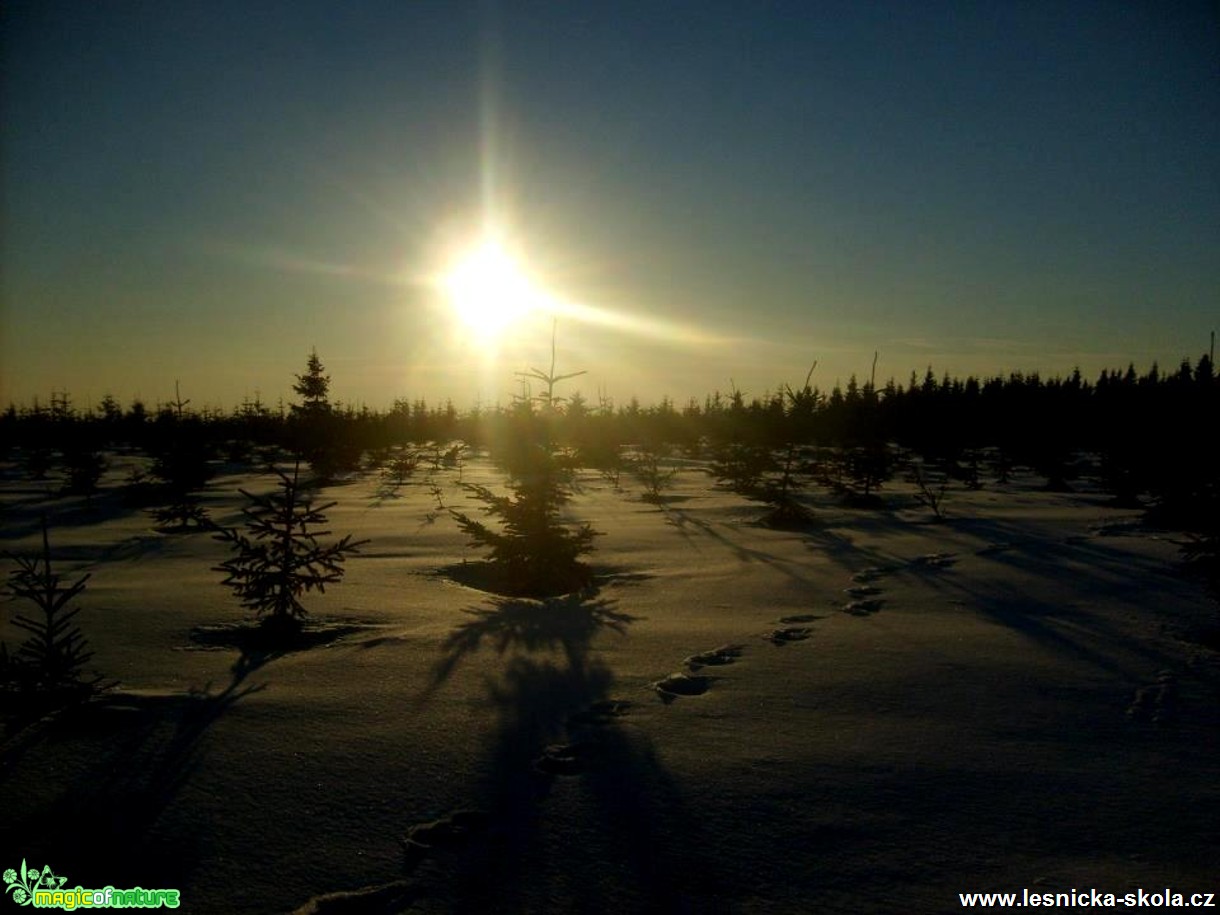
[442,239,540,339]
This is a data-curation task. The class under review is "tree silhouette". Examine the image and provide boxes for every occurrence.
[631,443,680,504]
[3,518,102,697]
[292,348,332,417]
[287,349,361,480]
[451,342,598,597]
[213,462,368,634]
[515,320,587,415]
[147,385,214,530]
[451,444,598,597]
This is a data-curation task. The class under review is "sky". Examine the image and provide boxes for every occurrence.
[2,0,1217,413]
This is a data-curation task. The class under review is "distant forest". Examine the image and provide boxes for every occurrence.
[3,352,1218,536]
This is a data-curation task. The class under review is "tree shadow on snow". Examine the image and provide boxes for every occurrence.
[923,543,1199,684]
[453,657,728,911]
[426,591,638,691]
[660,503,826,591]
[411,590,732,911]
[0,641,273,897]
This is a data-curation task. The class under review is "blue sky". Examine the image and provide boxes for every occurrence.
[2,1,1216,411]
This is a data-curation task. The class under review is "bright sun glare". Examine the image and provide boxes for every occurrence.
[443,239,539,340]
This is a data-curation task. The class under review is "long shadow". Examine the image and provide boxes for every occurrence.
[367,475,420,506]
[415,589,729,910]
[943,516,1190,609]
[801,522,899,574]
[454,656,727,911]
[469,653,614,903]
[426,591,639,691]
[0,482,200,540]
[966,589,1155,681]
[798,503,1203,682]
[661,498,919,599]
[915,548,1194,682]
[661,503,823,588]
[0,642,273,895]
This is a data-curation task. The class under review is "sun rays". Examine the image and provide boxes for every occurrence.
[442,237,540,341]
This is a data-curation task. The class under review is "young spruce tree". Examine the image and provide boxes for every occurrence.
[450,327,598,597]
[213,462,368,636]
[3,517,103,699]
[451,441,598,596]
[288,349,361,480]
[148,383,214,530]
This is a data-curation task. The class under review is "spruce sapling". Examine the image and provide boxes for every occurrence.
[515,319,588,414]
[62,443,107,504]
[632,444,679,503]
[147,385,214,530]
[711,441,770,497]
[288,349,360,481]
[743,365,819,527]
[3,518,103,697]
[756,442,816,527]
[381,447,421,488]
[451,442,598,596]
[450,332,598,596]
[213,462,368,636]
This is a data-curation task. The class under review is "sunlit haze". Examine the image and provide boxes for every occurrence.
[2,1,1217,413]
[443,238,541,342]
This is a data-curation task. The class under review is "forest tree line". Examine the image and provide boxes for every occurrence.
[3,351,1217,533]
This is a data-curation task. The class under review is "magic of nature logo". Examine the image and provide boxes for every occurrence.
[4,860,180,909]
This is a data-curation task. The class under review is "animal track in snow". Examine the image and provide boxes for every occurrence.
[763,626,812,645]
[653,672,712,701]
[685,644,744,670]
[534,700,634,778]
[841,599,884,616]
[844,585,882,597]
[302,808,492,911]
[912,552,957,568]
[1126,670,1178,726]
[976,542,1015,556]
[778,613,822,624]
[533,741,599,776]
[400,809,491,864]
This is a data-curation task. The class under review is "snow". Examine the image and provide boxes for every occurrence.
[2,455,1217,913]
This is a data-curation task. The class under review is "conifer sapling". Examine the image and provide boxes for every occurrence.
[451,441,598,596]
[450,330,599,596]
[632,444,679,503]
[3,518,102,695]
[213,462,368,633]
